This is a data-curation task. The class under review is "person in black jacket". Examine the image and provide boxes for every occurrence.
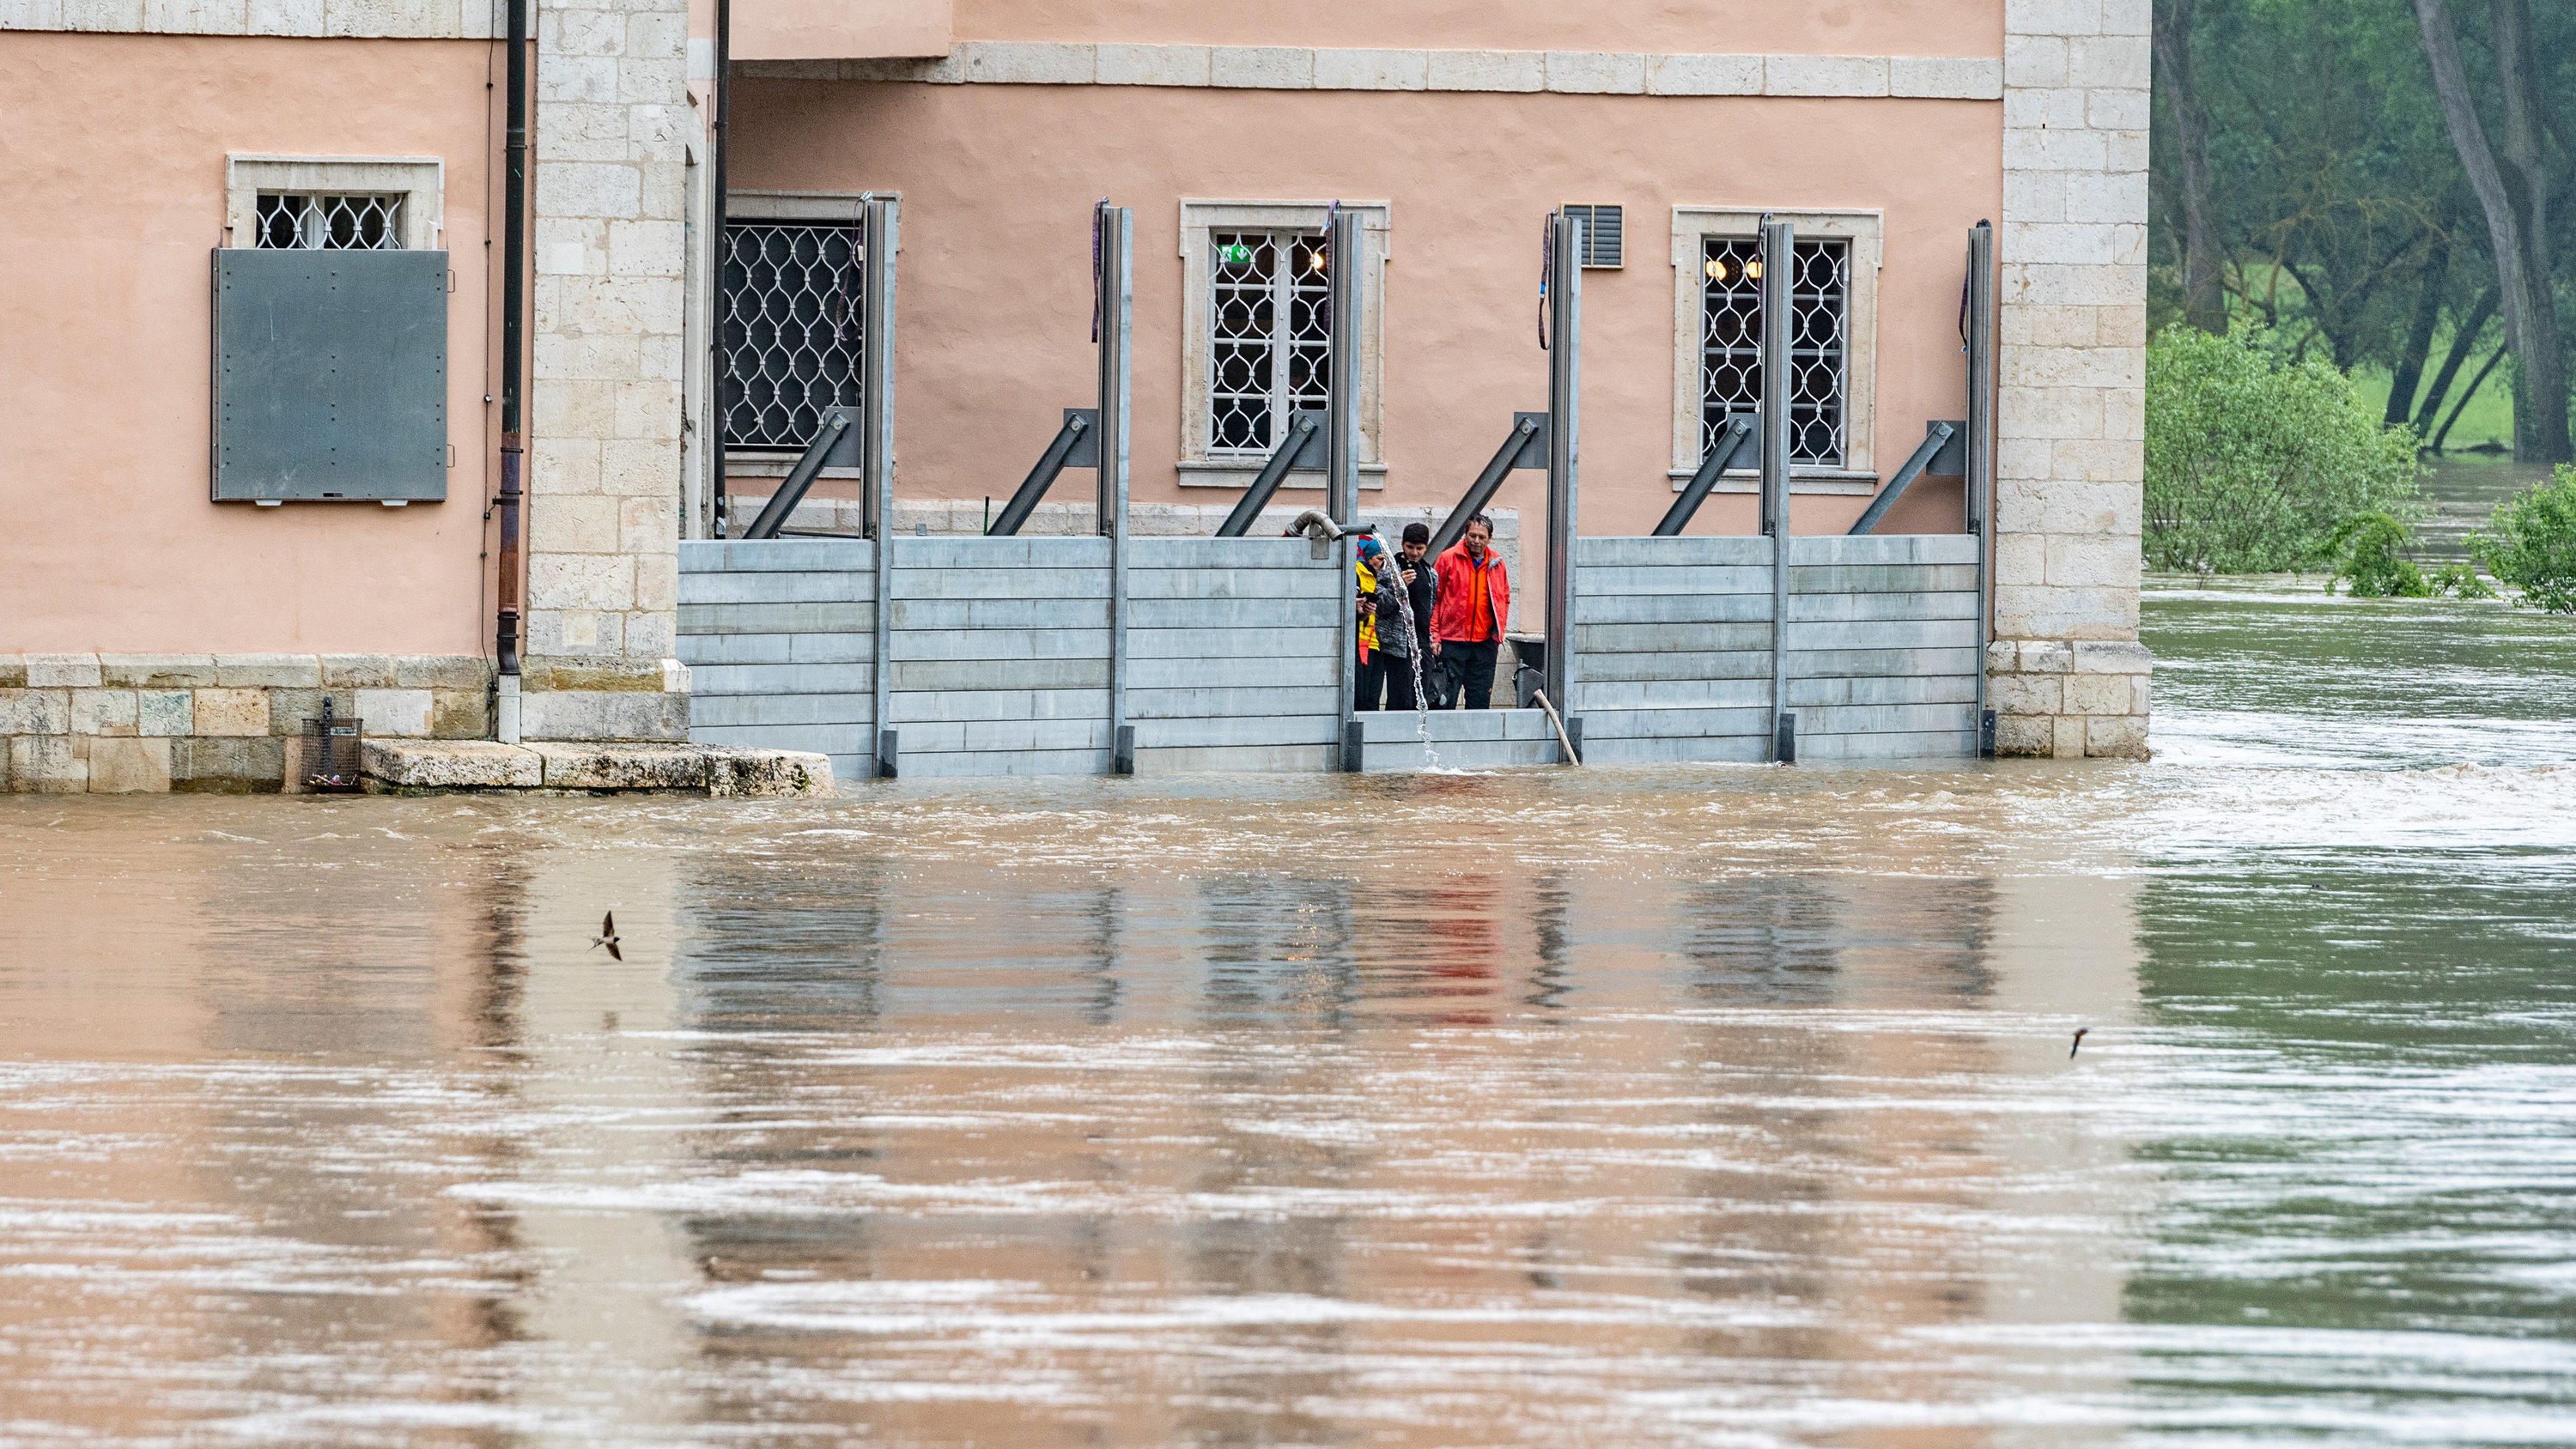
[1370,523,1438,710]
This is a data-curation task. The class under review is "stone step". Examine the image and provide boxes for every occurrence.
[361,740,832,797]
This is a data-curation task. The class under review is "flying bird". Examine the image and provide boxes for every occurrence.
[2069,1028,2088,1058]
[590,912,623,961]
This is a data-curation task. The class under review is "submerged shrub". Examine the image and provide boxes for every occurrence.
[2472,466,2576,614]
[2145,324,2424,573]
[2328,513,2431,597]
[2430,562,2499,601]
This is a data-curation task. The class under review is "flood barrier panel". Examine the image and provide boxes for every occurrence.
[678,540,878,779]
[1569,536,1776,764]
[1354,708,1566,772]
[887,537,1115,777]
[1783,533,1982,760]
[680,530,1982,779]
[1126,537,1343,774]
[1566,533,1980,764]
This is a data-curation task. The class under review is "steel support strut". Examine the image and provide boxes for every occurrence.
[1847,421,1957,537]
[1217,414,1321,537]
[1431,413,1545,558]
[986,413,1091,537]
[1759,217,1795,762]
[741,408,856,539]
[1654,415,1755,537]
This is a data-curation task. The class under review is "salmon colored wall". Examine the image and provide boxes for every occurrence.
[728,81,1999,542]
[953,0,2005,58]
[0,33,500,656]
[736,0,951,60]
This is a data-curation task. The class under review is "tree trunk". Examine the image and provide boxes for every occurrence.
[2386,238,2450,431]
[2411,0,2571,464]
[2415,286,2499,439]
[2488,0,2564,463]
[2433,342,2511,452]
[2154,0,2228,333]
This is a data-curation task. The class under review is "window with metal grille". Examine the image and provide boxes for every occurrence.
[1207,229,1332,457]
[720,218,866,451]
[254,192,404,250]
[1564,204,1624,268]
[1700,235,1850,468]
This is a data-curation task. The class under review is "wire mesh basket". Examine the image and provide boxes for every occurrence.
[301,697,363,793]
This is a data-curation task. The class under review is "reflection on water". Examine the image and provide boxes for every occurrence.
[3,591,2573,1446]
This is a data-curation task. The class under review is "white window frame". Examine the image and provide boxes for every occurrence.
[1669,207,1882,493]
[1178,199,1388,490]
[719,190,890,475]
[225,155,443,252]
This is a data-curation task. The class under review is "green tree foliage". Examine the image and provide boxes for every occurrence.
[2328,514,2433,596]
[2326,515,2497,597]
[2149,0,2576,456]
[2146,324,2427,573]
[2471,467,2576,612]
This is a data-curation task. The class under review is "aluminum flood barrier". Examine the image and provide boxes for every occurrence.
[1566,532,1982,764]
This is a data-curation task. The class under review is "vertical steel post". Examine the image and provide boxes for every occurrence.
[865,197,899,776]
[1326,209,1363,763]
[1099,205,1133,774]
[493,0,529,742]
[1543,210,1582,726]
[1965,221,1998,756]
[708,0,729,537]
[1759,218,1795,761]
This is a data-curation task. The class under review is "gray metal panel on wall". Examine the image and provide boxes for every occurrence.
[211,249,448,501]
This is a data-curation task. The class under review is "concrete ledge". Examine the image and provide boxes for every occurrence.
[360,741,833,797]
[744,44,2005,100]
[362,739,544,790]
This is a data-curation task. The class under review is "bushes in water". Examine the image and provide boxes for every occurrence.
[2472,467,2576,614]
[2145,324,2424,573]
[2326,513,2494,599]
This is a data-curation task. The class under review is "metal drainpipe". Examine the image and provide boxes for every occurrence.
[708,0,729,537]
[493,0,531,744]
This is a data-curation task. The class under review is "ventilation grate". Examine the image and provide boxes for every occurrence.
[1563,204,1624,268]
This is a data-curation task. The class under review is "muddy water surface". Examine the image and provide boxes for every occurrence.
[3,589,2573,1447]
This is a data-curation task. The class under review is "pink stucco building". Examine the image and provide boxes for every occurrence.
[0,0,2152,791]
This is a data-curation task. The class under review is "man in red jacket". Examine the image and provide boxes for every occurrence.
[1428,514,1510,710]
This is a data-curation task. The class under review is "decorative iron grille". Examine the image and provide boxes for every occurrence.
[255,192,404,250]
[1209,229,1332,457]
[720,218,866,452]
[1700,235,1849,468]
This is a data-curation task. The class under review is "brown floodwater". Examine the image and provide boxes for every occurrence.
[3,587,2573,1447]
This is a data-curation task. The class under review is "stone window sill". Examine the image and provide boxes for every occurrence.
[1666,469,1883,495]
[1176,460,1388,490]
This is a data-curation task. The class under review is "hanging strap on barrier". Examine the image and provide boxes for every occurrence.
[1653,415,1756,537]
